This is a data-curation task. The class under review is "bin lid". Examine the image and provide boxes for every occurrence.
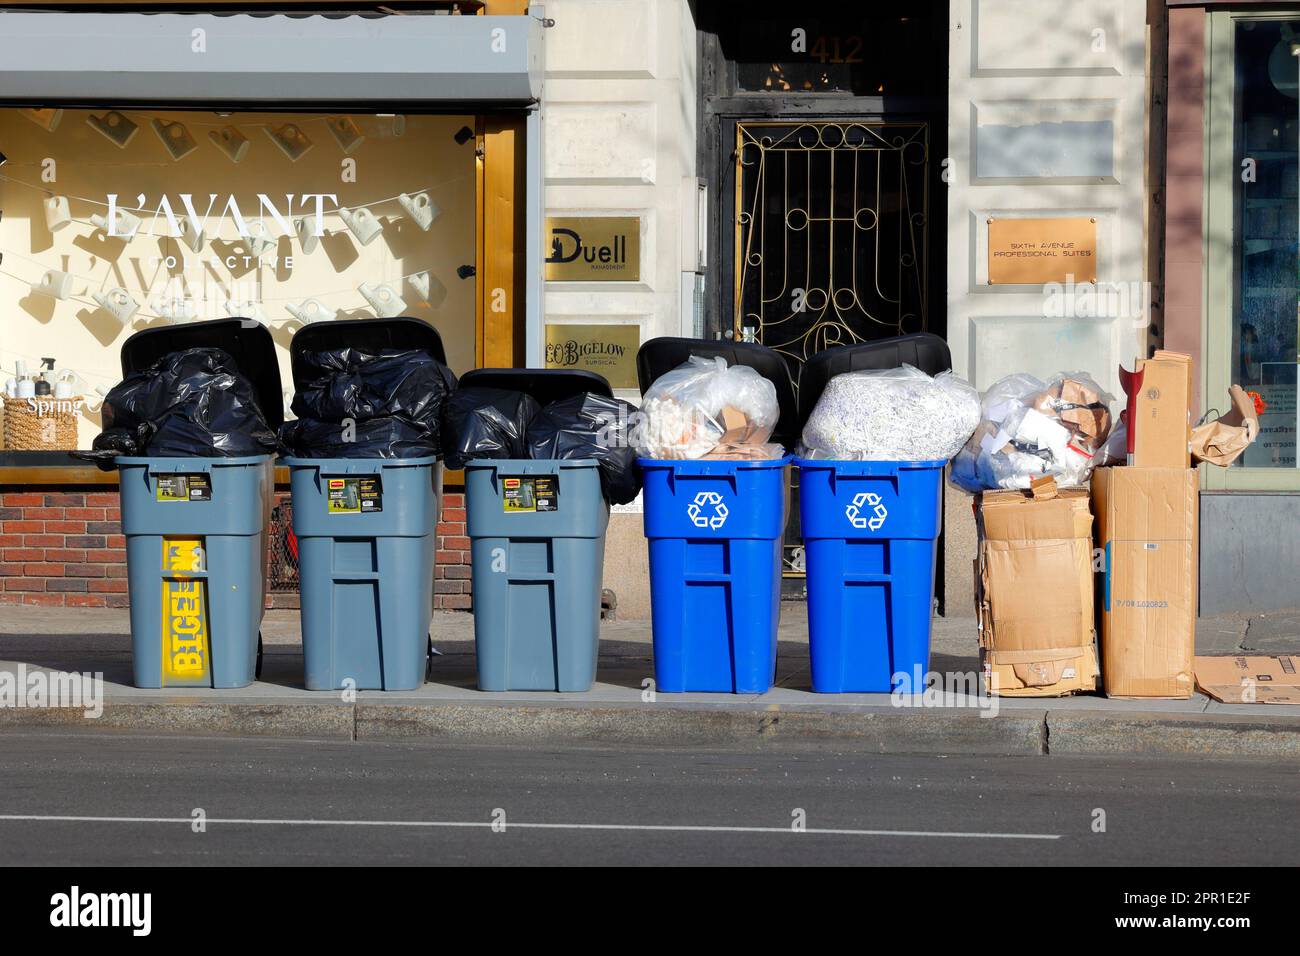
[287,317,448,391]
[635,336,799,450]
[456,367,613,407]
[118,317,285,429]
[797,333,952,429]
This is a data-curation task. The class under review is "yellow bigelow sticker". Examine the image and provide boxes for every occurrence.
[160,537,210,685]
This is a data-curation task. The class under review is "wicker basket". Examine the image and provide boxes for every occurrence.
[2,394,82,450]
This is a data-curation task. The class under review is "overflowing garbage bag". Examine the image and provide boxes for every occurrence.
[633,355,783,460]
[280,347,457,459]
[950,371,1114,492]
[89,347,278,460]
[799,365,980,461]
[527,392,641,505]
[440,387,539,470]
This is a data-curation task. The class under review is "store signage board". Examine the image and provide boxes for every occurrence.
[544,324,640,388]
[987,216,1097,285]
[545,217,640,281]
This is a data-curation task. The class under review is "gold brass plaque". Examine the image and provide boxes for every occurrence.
[544,324,640,388]
[988,217,1097,285]
[544,217,640,281]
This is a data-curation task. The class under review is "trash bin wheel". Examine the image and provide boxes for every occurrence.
[256,632,264,680]
[425,634,434,681]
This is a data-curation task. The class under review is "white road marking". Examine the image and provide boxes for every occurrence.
[0,814,1059,839]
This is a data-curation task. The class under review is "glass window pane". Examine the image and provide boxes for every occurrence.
[1234,20,1300,468]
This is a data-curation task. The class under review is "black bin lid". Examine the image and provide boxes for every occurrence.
[288,317,448,393]
[118,317,285,429]
[457,367,613,407]
[635,337,799,450]
[797,333,952,429]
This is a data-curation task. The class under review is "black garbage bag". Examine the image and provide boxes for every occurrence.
[88,347,277,460]
[441,387,539,470]
[291,347,456,432]
[526,392,642,505]
[278,415,434,460]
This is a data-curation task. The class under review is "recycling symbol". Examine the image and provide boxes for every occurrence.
[846,491,888,531]
[688,491,729,529]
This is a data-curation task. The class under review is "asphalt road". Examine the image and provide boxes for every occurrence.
[0,730,1294,866]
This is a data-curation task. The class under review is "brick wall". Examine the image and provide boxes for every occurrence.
[434,491,471,610]
[0,491,127,607]
[0,486,475,610]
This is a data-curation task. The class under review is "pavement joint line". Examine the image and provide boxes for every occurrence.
[0,815,1061,840]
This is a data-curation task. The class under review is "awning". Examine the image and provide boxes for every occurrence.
[0,12,542,107]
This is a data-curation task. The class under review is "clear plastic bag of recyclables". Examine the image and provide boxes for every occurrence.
[949,371,1114,492]
[634,355,781,459]
[90,347,278,460]
[282,346,457,459]
[800,365,980,461]
[440,387,540,470]
[527,392,642,505]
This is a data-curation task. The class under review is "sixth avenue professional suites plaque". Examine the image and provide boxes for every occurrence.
[987,216,1097,285]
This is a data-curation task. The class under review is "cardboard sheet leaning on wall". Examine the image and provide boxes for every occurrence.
[976,477,1099,697]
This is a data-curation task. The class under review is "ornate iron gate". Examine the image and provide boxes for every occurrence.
[733,120,930,361]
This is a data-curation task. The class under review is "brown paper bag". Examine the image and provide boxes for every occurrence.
[1191,385,1259,467]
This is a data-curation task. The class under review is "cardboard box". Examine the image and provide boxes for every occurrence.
[1092,466,1198,698]
[976,482,1099,696]
[1195,655,1300,704]
[1127,350,1193,468]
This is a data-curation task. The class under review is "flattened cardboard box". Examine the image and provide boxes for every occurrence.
[976,487,1099,696]
[1195,655,1300,705]
[1092,466,1198,698]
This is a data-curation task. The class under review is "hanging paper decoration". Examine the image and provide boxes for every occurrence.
[155,298,198,324]
[264,123,313,161]
[245,219,278,259]
[358,282,406,318]
[293,216,321,255]
[21,108,63,132]
[327,116,365,154]
[89,208,142,239]
[152,119,199,160]
[339,206,382,246]
[208,125,250,163]
[92,288,140,327]
[86,111,139,148]
[33,270,75,300]
[398,192,439,232]
[43,196,72,232]
[180,217,205,254]
[286,299,337,325]
[224,300,267,324]
[408,272,432,302]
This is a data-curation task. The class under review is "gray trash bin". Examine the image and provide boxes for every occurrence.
[460,369,613,692]
[284,318,447,691]
[112,319,281,688]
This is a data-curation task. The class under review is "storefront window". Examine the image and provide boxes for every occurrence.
[1234,20,1300,468]
[0,109,475,448]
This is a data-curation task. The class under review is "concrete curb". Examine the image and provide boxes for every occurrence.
[4,698,1299,757]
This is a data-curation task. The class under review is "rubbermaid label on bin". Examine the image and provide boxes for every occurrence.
[502,476,558,513]
[846,492,888,531]
[688,491,729,529]
[160,537,210,686]
[155,473,212,502]
[326,476,383,515]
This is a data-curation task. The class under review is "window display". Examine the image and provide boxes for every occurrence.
[0,108,476,448]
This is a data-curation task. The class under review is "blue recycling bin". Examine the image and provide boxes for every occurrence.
[640,457,790,693]
[459,368,613,692]
[108,318,282,690]
[796,459,945,693]
[120,455,274,689]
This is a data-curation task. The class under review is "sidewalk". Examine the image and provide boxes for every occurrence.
[2,605,1298,758]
